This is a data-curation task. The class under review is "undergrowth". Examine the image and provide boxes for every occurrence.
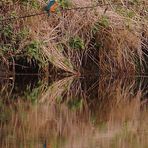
[0,0,148,75]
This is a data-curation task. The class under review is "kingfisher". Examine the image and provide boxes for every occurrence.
[44,0,58,16]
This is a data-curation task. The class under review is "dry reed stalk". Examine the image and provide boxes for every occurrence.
[1,0,148,74]
[1,76,147,147]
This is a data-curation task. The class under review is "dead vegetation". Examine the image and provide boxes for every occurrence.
[0,0,148,75]
[0,76,147,148]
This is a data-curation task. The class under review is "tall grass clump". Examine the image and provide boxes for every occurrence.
[30,0,148,74]
[0,0,148,74]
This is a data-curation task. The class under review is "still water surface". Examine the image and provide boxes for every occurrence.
[0,74,148,148]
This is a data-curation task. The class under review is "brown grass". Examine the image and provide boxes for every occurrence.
[1,0,148,74]
[0,76,147,147]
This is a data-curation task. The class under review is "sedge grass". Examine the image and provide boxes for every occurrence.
[0,0,148,74]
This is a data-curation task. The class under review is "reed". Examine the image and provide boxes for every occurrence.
[0,76,147,147]
[0,0,148,74]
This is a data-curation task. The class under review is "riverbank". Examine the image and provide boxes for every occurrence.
[0,0,148,75]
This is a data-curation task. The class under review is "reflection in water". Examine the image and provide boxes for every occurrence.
[0,75,148,148]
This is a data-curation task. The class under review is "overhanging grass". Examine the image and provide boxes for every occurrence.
[0,0,148,75]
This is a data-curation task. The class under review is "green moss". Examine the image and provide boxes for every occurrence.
[67,98,83,110]
[69,36,85,50]
[24,81,45,103]
[19,0,40,9]
[58,0,72,9]
[92,22,100,34]
[100,16,110,28]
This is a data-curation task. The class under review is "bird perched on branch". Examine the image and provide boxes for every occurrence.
[44,0,58,16]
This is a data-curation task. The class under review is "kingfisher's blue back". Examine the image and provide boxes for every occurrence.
[45,0,56,11]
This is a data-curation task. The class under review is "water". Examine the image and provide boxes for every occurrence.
[0,74,148,148]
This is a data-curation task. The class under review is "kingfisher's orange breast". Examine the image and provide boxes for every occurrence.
[50,2,58,12]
